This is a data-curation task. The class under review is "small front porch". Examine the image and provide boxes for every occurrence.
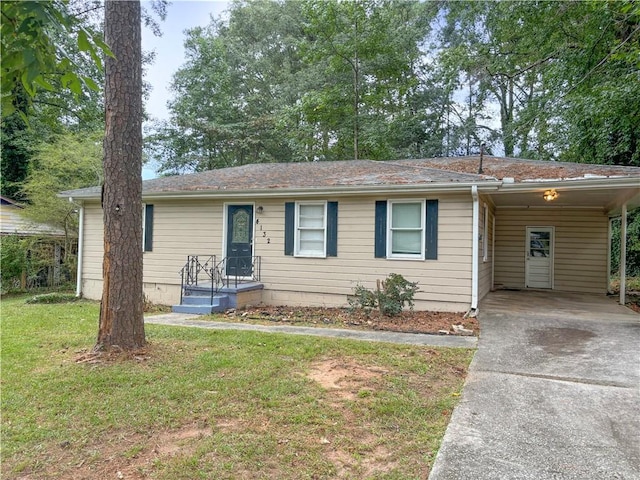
[172,255,263,314]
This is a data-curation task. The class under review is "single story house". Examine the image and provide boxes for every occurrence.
[61,156,640,314]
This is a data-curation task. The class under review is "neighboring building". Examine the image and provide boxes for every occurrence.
[0,195,67,288]
[60,157,640,313]
[0,196,65,237]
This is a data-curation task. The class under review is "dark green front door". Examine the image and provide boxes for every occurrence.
[226,205,253,277]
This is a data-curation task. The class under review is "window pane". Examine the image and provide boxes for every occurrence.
[300,229,324,242]
[392,231,421,254]
[530,231,550,257]
[299,229,324,254]
[299,204,324,228]
[392,203,421,228]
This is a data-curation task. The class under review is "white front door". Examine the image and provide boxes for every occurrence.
[525,227,554,289]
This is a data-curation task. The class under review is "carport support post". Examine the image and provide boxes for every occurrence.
[619,203,627,306]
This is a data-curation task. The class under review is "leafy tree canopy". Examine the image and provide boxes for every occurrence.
[0,0,112,119]
[147,0,439,174]
[21,131,102,235]
[149,0,639,172]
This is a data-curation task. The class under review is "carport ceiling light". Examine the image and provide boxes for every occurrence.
[543,189,559,201]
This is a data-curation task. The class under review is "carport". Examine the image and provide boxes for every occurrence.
[429,289,640,479]
[484,175,639,305]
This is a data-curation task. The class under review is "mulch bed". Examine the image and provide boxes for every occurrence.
[223,305,479,336]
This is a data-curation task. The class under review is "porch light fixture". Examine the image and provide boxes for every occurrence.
[543,189,558,202]
[256,206,264,214]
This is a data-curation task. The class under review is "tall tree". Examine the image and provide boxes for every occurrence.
[149,0,437,173]
[551,0,640,166]
[438,0,639,164]
[299,0,436,161]
[97,0,145,351]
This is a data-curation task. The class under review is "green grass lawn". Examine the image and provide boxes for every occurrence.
[1,295,474,480]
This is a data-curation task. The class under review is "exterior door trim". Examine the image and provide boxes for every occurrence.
[525,226,554,289]
[222,203,255,278]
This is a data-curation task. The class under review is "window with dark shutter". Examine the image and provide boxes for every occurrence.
[327,201,338,257]
[284,202,295,255]
[425,199,438,260]
[374,199,438,260]
[143,204,154,252]
[285,201,338,257]
[374,200,387,258]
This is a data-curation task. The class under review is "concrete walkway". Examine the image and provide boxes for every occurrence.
[429,291,640,480]
[145,313,477,348]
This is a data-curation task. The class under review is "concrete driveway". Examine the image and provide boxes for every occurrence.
[429,290,640,480]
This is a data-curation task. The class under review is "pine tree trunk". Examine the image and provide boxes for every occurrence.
[96,0,145,351]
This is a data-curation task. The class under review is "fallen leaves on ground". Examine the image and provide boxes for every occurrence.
[223,306,479,336]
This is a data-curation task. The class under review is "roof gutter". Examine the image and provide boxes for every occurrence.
[61,181,503,202]
[496,177,640,192]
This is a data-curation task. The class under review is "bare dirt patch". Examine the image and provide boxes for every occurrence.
[225,306,479,336]
[12,423,212,480]
[308,359,388,400]
[306,359,400,477]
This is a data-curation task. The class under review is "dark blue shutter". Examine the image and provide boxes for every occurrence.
[374,201,387,258]
[284,202,295,256]
[144,204,154,252]
[327,201,338,257]
[425,199,438,260]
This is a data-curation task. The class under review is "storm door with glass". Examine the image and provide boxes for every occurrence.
[226,205,254,277]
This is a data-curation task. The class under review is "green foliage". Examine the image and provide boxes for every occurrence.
[148,0,440,173]
[0,0,112,119]
[349,273,419,317]
[0,97,33,200]
[440,0,640,165]
[611,209,640,278]
[21,131,102,235]
[348,283,379,315]
[25,292,79,304]
[0,235,28,290]
[0,235,69,292]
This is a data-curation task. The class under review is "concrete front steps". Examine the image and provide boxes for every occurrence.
[172,282,264,315]
[172,293,229,314]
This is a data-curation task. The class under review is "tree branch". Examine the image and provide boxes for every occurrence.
[563,23,640,98]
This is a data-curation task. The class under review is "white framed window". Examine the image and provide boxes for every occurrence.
[295,202,327,257]
[387,200,425,259]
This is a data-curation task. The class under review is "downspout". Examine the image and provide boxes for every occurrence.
[471,185,479,312]
[76,203,85,297]
[607,217,613,294]
[620,203,627,306]
[491,212,496,290]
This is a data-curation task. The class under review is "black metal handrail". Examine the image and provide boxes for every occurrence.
[179,255,261,304]
[213,256,261,289]
[179,255,215,304]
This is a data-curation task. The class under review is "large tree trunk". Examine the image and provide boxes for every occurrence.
[96,0,145,351]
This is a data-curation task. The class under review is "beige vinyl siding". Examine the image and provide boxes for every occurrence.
[255,194,473,312]
[142,199,222,283]
[80,199,225,303]
[478,197,495,300]
[81,202,103,299]
[494,207,608,293]
[80,194,474,310]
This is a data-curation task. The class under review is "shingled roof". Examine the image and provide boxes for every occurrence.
[61,156,640,199]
